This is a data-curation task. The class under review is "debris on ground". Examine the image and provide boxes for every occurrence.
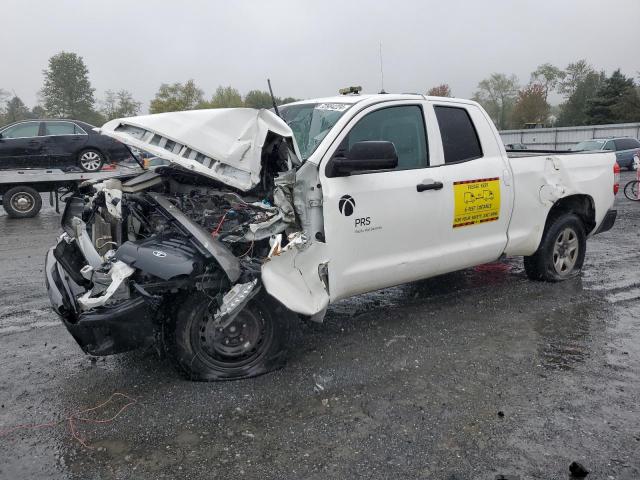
[569,461,589,477]
[0,392,137,448]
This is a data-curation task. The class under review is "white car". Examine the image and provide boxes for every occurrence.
[45,93,618,380]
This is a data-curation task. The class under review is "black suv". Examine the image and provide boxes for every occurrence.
[0,119,131,172]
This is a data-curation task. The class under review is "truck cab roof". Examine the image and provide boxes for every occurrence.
[283,93,477,108]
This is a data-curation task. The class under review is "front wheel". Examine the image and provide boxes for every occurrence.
[78,149,104,172]
[624,180,640,201]
[524,213,586,282]
[165,290,294,381]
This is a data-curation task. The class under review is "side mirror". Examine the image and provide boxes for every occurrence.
[326,141,398,177]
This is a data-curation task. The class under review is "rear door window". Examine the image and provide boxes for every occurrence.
[1,122,40,139]
[44,121,77,136]
[434,106,483,164]
[603,140,615,151]
[614,138,640,151]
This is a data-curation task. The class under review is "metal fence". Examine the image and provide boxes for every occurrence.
[499,122,640,150]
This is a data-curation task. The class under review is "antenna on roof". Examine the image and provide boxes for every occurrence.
[267,78,281,118]
[379,41,386,94]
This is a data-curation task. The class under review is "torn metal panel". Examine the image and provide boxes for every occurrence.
[70,218,104,269]
[98,109,301,192]
[77,261,135,311]
[213,279,260,329]
[292,161,324,240]
[261,237,329,318]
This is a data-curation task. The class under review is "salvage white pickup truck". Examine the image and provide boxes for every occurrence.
[45,93,618,381]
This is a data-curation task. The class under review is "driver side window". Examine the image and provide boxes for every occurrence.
[339,105,428,170]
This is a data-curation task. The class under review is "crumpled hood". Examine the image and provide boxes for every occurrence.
[98,108,300,191]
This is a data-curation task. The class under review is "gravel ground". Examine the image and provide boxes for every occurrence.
[0,173,639,480]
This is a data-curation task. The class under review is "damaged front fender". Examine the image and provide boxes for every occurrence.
[261,235,329,320]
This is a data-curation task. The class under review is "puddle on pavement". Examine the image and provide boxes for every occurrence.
[606,287,640,304]
[533,302,596,371]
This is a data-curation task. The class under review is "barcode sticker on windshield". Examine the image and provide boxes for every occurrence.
[453,178,501,228]
[315,103,350,112]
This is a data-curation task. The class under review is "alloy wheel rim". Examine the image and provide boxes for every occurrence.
[552,227,579,275]
[80,151,101,171]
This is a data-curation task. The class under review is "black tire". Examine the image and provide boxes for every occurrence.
[524,213,586,282]
[165,290,294,381]
[78,149,104,172]
[2,186,42,218]
[624,180,640,201]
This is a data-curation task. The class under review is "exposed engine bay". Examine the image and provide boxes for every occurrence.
[64,137,295,304]
[45,108,331,380]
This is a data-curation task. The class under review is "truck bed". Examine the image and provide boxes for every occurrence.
[504,151,616,256]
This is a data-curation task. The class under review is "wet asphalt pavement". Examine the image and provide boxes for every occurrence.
[1,174,639,480]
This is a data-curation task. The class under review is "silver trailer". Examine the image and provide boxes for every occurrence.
[500,122,640,150]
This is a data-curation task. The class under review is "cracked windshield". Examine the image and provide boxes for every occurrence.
[279,103,351,160]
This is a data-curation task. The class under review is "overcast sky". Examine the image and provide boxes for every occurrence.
[2,0,639,112]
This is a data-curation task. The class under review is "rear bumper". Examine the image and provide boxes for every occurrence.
[593,209,617,235]
[45,247,156,355]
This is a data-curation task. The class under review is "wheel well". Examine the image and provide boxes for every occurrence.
[547,194,596,234]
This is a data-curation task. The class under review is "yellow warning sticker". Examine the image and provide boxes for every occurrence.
[453,177,501,228]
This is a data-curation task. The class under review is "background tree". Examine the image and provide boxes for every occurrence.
[244,90,276,109]
[427,84,452,97]
[280,97,299,105]
[558,60,593,98]
[207,86,244,108]
[41,52,96,121]
[556,71,605,126]
[101,89,141,120]
[101,90,118,119]
[4,96,30,123]
[149,80,204,113]
[0,89,12,125]
[585,70,640,124]
[511,83,550,128]
[612,84,640,123]
[30,105,46,119]
[531,63,564,101]
[472,73,519,129]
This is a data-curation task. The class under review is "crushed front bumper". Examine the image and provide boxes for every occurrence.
[45,247,156,355]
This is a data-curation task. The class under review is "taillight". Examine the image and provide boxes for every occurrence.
[613,162,620,195]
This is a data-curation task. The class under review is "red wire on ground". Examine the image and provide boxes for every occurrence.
[0,392,137,449]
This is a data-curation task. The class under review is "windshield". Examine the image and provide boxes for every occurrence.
[279,103,351,160]
[572,140,605,151]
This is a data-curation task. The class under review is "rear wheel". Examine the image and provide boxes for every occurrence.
[524,213,586,282]
[2,186,42,218]
[624,180,640,201]
[78,149,104,172]
[165,290,294,381]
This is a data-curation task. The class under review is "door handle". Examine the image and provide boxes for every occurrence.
[416,181,443,192]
